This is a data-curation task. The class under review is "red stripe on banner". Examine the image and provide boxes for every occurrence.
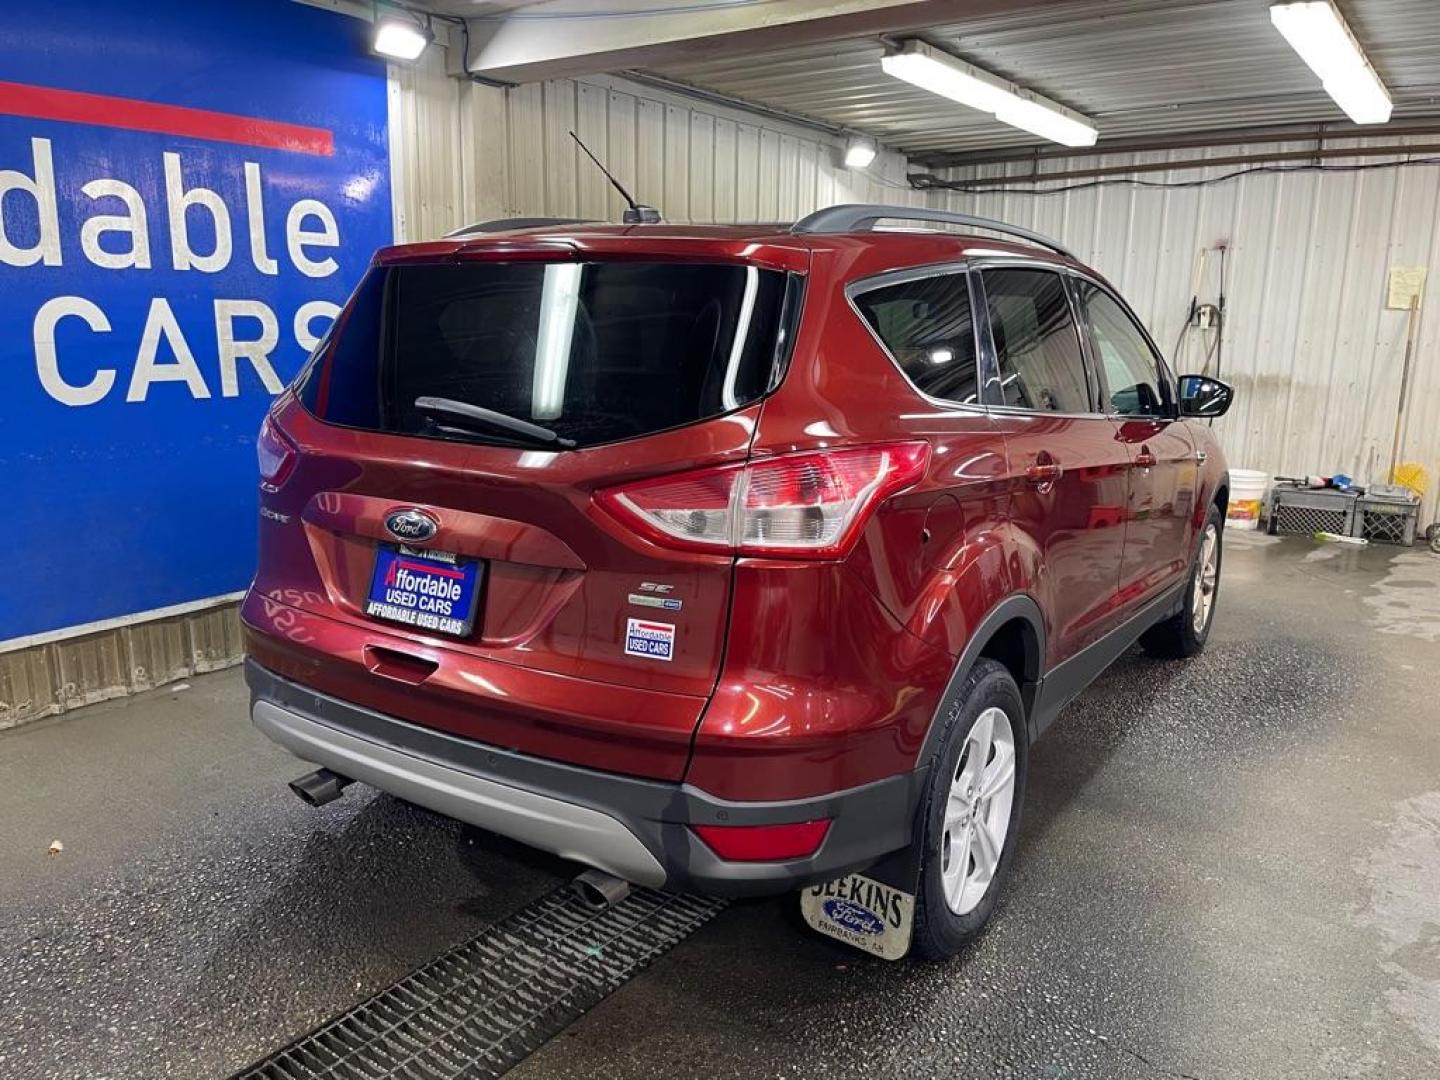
[0,80,334,156]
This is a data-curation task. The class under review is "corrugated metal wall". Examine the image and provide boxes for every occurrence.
[928,142,1440,524]
[386,53,925,241]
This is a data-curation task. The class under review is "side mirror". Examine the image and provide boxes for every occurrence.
[1178,374,1233,419]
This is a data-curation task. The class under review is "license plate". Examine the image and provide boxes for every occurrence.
[365,545,482,638]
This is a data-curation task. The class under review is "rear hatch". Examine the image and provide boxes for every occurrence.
[249,235,806,780]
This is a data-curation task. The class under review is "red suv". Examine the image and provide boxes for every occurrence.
[244,205,1232,959]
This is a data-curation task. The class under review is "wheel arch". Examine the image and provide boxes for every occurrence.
[916,594,1047,766]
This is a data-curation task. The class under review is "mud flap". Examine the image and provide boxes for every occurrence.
[799,842,924,961]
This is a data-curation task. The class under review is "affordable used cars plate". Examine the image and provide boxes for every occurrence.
[365,545,482,637]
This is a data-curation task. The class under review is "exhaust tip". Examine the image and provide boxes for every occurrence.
[572,868,632,911]
[289,768,352,807]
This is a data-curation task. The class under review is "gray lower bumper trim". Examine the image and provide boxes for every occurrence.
[253,700,667,887]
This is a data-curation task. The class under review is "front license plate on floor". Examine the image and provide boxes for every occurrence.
[365,546,481,637]
[800,874,915,961]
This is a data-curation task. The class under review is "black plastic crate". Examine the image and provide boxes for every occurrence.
[1356,492,1420,545]
[1267,487,1358,537]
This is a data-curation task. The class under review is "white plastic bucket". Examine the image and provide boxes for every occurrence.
[1226,468,1268,530]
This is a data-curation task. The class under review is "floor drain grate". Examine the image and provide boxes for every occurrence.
[232,886,726,1080]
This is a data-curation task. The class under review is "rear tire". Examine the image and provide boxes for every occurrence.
[1141,504,1223,659]
[911,658,1027,961]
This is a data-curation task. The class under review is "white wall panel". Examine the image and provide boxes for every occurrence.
[936,143,1440,523]
[388,50,921,239]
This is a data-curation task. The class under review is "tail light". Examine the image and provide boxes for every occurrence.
[692,820,831,861]
[595,442,930,559]
[256,415,298,489]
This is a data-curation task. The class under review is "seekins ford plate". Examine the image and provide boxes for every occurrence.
[800,873,915,960]
[366,545,482,637]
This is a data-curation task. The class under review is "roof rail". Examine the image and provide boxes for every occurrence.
[445,217,598,239]
[791,204,1075,260]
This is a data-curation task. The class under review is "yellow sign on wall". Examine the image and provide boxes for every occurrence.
[1386,265,1427,310]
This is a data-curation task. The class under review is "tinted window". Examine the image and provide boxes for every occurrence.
[299,261,792,448]
[1080,283,1168,416]
[854,271,979,405]
[982,268,1090,413]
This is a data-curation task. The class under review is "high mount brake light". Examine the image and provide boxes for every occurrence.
[257,416,298,489]
[595,442,930,559]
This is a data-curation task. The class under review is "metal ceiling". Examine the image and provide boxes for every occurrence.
[637,0,1440,161]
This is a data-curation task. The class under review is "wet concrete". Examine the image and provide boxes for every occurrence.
[513,532,1440,1079]
[0,676,568,1078]
[3,533,1439,1078]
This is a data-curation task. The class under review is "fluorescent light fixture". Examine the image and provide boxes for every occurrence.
[373,17,432,62]
[531,264,583,420]
[843,136,878,169]
[880,40,1097,148]
[1270,1,1392,124]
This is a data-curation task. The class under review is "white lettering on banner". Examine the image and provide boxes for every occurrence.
[294,300,341,352]
[164,151,232,274]
[128,297,211,401]
[31,296,336,405]
[2,137,349,403]
[243,161,278,276]
[1,138,342,277]
[80,178,152,270]
[215,299,282,396]
[0,137,62,267]
[33,296,115,406]
[286,199,339,278]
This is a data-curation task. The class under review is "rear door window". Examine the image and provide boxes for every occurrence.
[1078,282,1171,416]
[853,270,980,405]
[981,267,1091,413]
[300,261,795,448]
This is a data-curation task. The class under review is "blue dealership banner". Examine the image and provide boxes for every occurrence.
[0,0,391,642]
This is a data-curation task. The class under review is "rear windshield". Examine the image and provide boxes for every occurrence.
[298,261,797,449]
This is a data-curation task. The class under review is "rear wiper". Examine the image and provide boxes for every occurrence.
[413,396,576,449]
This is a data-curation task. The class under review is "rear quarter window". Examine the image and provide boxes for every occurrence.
[852,270,979,406]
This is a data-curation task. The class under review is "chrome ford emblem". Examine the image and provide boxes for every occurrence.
[384,509,438,543]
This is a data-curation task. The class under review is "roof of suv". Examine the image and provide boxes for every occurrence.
[374,204,1084,274]
[376,221,1079,273]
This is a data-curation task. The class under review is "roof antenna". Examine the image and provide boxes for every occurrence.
[569,131,661,225]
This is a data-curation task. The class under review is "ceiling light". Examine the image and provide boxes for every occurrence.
[373,16,432,62]
[1270,1,1391,124]
[844,136,878,169]
[880,40,1097,148]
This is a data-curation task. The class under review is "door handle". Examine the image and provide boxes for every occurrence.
[1134,449,1157,469]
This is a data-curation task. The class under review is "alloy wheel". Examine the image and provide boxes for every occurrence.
[1192,523,1220,635]
[940,706,1017,915]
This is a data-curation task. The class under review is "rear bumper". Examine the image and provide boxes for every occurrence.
[246,660,925,897]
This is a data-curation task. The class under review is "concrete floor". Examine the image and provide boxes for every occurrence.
[2,532,1438,1079]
